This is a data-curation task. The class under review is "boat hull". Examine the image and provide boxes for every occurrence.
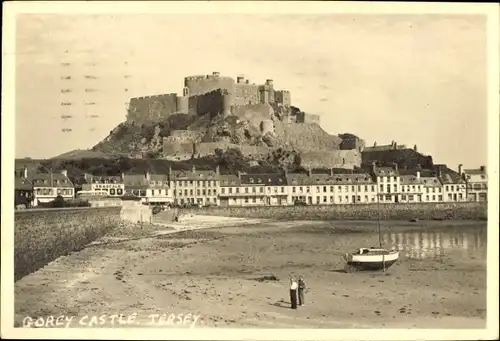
[346,259,398,271]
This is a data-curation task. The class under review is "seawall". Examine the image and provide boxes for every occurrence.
[183,202,487,221]
[14,207,121,281]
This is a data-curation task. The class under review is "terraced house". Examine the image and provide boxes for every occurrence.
[460,165,488,202]
[168,166,220,206]
[29,170,75,206]
[219,172,288,206]
[287,169,377,205]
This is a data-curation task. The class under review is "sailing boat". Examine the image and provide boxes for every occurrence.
[343,180,399,273]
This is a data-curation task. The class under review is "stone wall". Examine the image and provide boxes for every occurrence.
[14,207,121,281]
[169,130,204,142]
[230,104,274,127]
[234,83,260,105]
[193,142,269,158]
[184,74,236,97]
[184,202,487,221]
[163,141,194,161]
[296,112,320,125]
[274,121,341,151]
[127,94,178,123]
[300,150,362,169]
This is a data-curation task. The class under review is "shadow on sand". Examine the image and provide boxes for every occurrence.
[269,300,292,309]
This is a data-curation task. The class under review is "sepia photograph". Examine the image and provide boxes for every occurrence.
[2,1,499,340]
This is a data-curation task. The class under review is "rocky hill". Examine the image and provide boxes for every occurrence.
[90,104,357,169]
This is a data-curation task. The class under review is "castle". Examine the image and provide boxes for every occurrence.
[126,72,319,124]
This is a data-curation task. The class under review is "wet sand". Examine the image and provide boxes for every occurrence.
[14,218,487,329]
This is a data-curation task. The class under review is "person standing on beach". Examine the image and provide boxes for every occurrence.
[298,275,307,306]
[290,277,298,309]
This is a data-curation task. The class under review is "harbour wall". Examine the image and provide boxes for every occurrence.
[14,207,121,281]
[183,202,488,221]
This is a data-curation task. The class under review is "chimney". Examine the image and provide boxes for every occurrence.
[121,172,125,182]
[23,167,28,179]
[458,164,463,175]
[413,144,417,152]
[192,165,196,174]
[393,162,398,172]
[145,171,151,181]
[371,161,376,174]
[168,166,172,176]
[245,80,250,84]
[237,76,245,84]
[237,171,242,179]
[392,141,397,150]
[436,166,442,177]
[216,165,220,175]
[265,79,274,87]
[416,171,421,180]
[480,165,486,173]
[61,169,68,177]
[212,71,220,77]
[330,168,333,176]
[373,141,377,147]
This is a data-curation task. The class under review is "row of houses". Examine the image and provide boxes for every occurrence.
[14,163,488,208]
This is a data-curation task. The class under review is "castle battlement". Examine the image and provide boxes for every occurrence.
[127,72,293,124]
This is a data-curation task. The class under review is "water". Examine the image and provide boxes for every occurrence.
[382,227,487,261]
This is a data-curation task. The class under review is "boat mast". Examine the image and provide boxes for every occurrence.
[376,173,382,248]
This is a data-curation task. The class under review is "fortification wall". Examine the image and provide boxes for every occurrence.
[275,90,291,106]
[230,104,274,127]
[14,207,121,281]
[183,202,488,221]
[296,112,320,125]
[169,130,204,142]
[184,74,236,97]
[193,142,269,158]
[127,94,178,123]
[300,150,361,169]
[188,89,229,116]
[234,83,260,105]
[274,121,341,151]
[163,140,194,161]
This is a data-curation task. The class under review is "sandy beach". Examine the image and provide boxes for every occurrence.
[14,217,487,329]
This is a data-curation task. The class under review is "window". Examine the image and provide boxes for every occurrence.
[316,197,320,204]
[402,186,405,193]
[385,195,392,201]
[386,185,391,193]
[221,188,226,194]
[184,189,188,196]
[229,188,233,194]
[236,188,240,193]
[197,189,200,195]
[364,195,368,202]
[260,187,264,193]
[250,178,254,184]
[445,185,449,191]
[330,186,334,192]
[371,185,375,192]
[438,195,443,201]
[330,196,334,202]
[306,187,310,193]
[323,196,327,203]
[245,197,249,203]
[358,186,361,192]
[281,187,285,193]
[252,197,256,203]
[299,187,303,193]
[357,196,361,202]
[117,189,123,195]
[351,186,355,192]
[323,186,327,192]
[339,196,342,202]
[189,189,193,195]
[252,187,256,193]
[208,189,212,196]
[292,187,296,193]
[245,187,249,193]
[344,186,349,192]
[432,195,436,201]
[364,185,368,191]
[401,194,407,200]
[274,187,278,193]
[380,185,383,193]
[408,194,414,201]
[393,184,397,192]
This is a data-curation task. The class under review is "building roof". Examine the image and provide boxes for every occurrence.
[240,173,287,186]
[219,174,241,187]
[373,167,399,177]
[434,165,466,184]
[362,148,433,170]
[150,174,169,182]
[399,175,425,185]
[463,168,486,176]
[29,172,74,188]
[286,172,374,185]
[123,174,148,189]
[170,168,219,180]
[15,177,33,191]
[88,175,123,183]
[420,176,443,187]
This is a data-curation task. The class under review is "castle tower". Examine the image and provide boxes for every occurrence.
[221,90,232,117]
[265,79,275,103]
[176,94,188,113]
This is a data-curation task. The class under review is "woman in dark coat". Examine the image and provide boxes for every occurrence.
[289,277,298,309]
[298,275,306,306]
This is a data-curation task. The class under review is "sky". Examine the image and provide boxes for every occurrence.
[14,13,488,169]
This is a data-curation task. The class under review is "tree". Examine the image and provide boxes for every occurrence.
[52,195,66,208]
